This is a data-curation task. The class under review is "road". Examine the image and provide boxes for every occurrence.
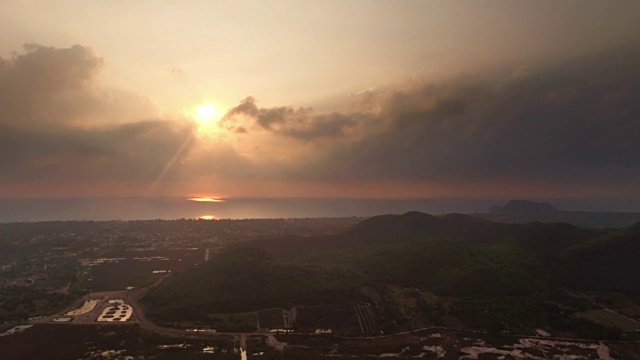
[124,274,253,336]
[36,274,640,352]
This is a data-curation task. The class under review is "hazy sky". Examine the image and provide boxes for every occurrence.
[1,0,639,200]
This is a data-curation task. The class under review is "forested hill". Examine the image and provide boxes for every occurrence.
[142,212,640,337]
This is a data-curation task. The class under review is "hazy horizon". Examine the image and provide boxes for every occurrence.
[2,196,640,223]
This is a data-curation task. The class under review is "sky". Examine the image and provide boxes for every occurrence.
[1,0,640,202]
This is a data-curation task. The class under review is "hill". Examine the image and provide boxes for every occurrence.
[560,223,640,292]
[141,212,640,338]
[142,247,365,323]
[236,212,507,259]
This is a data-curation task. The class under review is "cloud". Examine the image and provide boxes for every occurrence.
[0,43,159,129]
[1,42,640,198]
[0,120,195,183]
[316,43,640,190]
[212,42,640,195]
[222,96,359,139]
[168,66,187,81]
[0,44,196,191]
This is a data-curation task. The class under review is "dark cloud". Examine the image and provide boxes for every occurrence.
[309,43,640,189]
[0,44,101,127]
[0,43,157,129]
[0,120,196,182]
[223,96,358,139]
[2,42,640,197]
[0,44,196,186]
[281,112,358,140]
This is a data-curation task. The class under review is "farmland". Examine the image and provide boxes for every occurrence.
[355,304,379,336]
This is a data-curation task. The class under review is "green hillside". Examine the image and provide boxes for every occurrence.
[142,247,365,323]
[142,212,640,338]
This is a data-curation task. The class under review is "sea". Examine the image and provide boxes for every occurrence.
[1,197,639,222]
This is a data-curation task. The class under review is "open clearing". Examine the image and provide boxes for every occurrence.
[66,299,100,316]
[578,309,640,331]
[87,248,203,292]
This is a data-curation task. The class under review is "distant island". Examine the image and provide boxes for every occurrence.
[478,199,640,228]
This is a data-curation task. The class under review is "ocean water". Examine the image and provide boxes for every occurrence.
[0,197,503,222]
[1,197,638,222]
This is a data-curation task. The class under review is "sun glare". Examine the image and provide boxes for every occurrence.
[196,103,217,124]
[188,197,225,202]
[185,102,228,139]
[184,102,224,128]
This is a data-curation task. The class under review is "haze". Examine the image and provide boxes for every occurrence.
[1,1,640,210]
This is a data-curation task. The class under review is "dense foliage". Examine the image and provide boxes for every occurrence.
[142,212,639,338]
[143,247,365,322]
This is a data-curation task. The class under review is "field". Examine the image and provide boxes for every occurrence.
[578,309,640,331]
[87,248,204,292]
[354,304,379,336]
[204,312,259,332]
[257,308,285,329]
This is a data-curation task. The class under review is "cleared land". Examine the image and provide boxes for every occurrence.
[355,304,379,336]
[578,309,640,331]
[66,299,99,316]
[88,249,203,292]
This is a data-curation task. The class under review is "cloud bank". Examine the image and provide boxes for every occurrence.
[1,42,639,198]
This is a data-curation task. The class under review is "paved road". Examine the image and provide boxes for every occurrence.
[38,274,640,350]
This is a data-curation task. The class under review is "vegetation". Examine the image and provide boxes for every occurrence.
[577,309,640,332]
[142,247,366,323]
[142,212,640,339]
[0,324,247,360]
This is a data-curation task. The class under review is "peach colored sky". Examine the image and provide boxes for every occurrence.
[1,1,640,199]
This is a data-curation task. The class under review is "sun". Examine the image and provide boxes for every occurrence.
[184,102,227,138]
[195,103,219,125]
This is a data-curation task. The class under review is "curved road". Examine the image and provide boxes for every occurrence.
[124,274,264,340]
